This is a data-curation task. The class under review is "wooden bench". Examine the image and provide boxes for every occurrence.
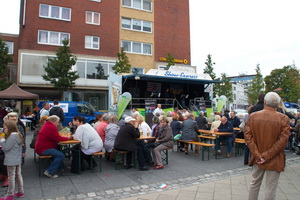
[179,140,215,161]
[90,152,105,173]
[234,138,246,157]
[113,150,136,170]
[198,135,216,144]
[37,155,52,176]
[161,147,173,165]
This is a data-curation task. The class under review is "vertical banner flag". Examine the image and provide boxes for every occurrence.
[118,92,132,119]
[108,72,122,114]
[216,95,227,113]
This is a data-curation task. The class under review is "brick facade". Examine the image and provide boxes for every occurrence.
[154,0,191,64]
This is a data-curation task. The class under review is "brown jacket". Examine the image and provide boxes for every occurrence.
[244,106,290,172]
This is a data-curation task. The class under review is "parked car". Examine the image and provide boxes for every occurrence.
[38,101,104,126]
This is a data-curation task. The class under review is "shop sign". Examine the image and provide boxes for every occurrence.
[159,57,188,64]
[146,69,212,80]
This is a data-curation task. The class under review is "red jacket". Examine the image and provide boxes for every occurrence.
[96,121,108,142]
[35,121,68,155]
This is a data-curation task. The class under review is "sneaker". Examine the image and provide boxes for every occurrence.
[14,192,24,198]
[226,153,232,158]
[44,171,58,178]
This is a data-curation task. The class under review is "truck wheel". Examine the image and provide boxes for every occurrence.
[296,146,300,155]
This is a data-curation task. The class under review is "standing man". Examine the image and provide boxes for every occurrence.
[153,104,162,117]
[245,92,290,200]
[195,111,208,130]
[40,102,50,118]
[229,111,240,128]
[49,100,64,131]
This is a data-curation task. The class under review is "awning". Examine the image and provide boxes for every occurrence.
[122,74,222,85]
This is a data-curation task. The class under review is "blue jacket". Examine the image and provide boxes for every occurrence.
[217,121,234,138]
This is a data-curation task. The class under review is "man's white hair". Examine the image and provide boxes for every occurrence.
[264,92,281,108]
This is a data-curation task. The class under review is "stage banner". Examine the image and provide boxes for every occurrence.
[117,92,132,119]
[108,72,122,114]
[216,95,227,113]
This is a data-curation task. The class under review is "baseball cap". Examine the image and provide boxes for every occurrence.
[125,116,136,123]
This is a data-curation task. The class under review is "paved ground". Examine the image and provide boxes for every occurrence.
[0,130,299,200]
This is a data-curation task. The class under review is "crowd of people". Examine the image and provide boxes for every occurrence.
[0,94,299,200]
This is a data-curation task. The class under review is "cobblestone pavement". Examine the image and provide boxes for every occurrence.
[35,157,300,200]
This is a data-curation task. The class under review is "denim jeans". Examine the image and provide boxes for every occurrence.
[7,165,24,196]
[216,136,234,153]
[42,148,65,174]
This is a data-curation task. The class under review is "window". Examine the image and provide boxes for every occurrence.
[90,0,101,2]
[131,67,144,75]
[4,41,14,55]
[38,30,70,46]
[85,36,100,49]
[122,0,152,11]
[39,4,71,21]
[121,18,131,29]
[76,59,115,80]
[121,17,152,33]
[132,19,141,30]
[86,11,100,25]
[121,40,152,55]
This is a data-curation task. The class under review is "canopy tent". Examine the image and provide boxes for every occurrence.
[0,83,39,100]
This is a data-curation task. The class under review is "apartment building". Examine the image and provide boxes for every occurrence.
[2,0,190,110]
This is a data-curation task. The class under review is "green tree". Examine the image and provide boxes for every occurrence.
[247,64,265,105]
[0,38,13,90]
[165,53,175,70]
[203,54,216,80]
[265,65,300,102]
[112,48,131,74]
[42,39,79,91]
[214,73,233,102]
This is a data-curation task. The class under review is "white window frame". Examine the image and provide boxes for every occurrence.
[39,4,71,21]
[86,11,100,25]
[90,0,101,2]
[122,0,152,12]
[85,36,100,50]
[38,30,70,46]
[121,17,152,33]
[4,41,14,55]
[121,40,152,55]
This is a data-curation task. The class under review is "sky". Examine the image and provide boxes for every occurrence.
[0,0,299,77]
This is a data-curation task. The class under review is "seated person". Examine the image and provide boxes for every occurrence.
[71,116,103,173]
[35,115,71,178]
[181,113,200,155]
[151,117,174,170]
[214,116,235,158]
[30,116,49,149]
[114,116,149,171]
[104,115,120,161]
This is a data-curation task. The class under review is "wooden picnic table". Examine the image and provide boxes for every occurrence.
[198,129,233,136]
[139,135,155,140]
[58,133,81,174]
[233,127,241,131]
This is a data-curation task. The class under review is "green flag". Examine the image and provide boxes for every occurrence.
[216,95,227,113]
[118,92,132,119]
